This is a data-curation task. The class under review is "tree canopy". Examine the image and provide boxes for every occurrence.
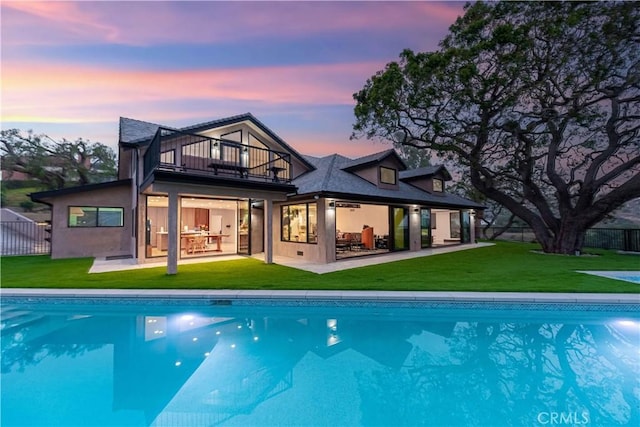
[1,129,117,190]
[352,1,640,254]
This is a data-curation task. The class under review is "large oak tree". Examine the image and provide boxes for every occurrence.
[1,129,117,190]
[352,1,640,254]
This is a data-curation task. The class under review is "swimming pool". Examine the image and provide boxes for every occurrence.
[579,270,640,284]
[1,296,638,426]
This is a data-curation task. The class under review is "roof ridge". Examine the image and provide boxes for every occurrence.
[321,154,339,190]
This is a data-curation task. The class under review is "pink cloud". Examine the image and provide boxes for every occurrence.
[2,1,121,45]
[1,59,382,123]
[2,1,464,47]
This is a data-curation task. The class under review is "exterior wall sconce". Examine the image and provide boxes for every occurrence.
[328,201,335,208]
[413,207,420,213]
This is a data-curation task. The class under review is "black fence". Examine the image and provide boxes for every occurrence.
[1,221,51,255]
[481,226,640,252]
[143,127,292,183]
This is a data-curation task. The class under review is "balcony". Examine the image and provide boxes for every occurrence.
[143,127,292,185]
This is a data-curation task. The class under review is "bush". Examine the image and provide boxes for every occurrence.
[19,200,35,212]
[1,179,41,190]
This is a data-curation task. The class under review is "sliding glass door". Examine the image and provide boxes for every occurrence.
[420,208,432,248]
[390,207,409,251]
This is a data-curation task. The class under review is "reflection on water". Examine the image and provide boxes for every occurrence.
[1,301,638,426]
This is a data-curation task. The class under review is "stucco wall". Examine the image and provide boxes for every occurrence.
[48,184,133,259]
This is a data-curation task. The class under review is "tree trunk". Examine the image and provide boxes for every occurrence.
[535,221,586,255]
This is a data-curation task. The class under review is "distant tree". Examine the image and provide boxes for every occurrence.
[0,129,117,190]
[352,1,640,254]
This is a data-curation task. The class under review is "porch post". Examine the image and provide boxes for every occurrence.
[470,210,476,244]
[167,190,179,274]
[264,198,273,264]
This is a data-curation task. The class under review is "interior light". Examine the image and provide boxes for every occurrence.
[204,352,210,357]
[253,336,259,341]
[192,337,198,342]
[216,331,221,335]
[230,344,236,349]
[175,361,182,367]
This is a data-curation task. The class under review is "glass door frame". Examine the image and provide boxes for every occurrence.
[420,208,432,248]
[389,206,409,252]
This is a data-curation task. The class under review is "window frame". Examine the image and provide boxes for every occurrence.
[379,166,397,185]
[281,202,317,244]
[68,206,124,228]
[433,178,444,192]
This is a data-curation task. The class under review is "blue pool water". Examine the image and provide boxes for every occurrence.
[1,297,639,426]
[580,271,640,284]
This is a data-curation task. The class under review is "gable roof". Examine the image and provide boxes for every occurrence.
[292,153,484,209]
[341,149,407,172]
[399,165,452,181]
[119,113,315,171]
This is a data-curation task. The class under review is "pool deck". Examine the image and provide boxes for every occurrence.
[1,287,638,304]
[87,243,496,274]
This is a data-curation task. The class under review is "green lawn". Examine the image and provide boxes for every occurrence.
[1,242,639,293]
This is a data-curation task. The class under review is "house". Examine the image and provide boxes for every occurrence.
[31,113,484,274]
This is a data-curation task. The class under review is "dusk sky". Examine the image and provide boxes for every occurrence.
[1,1,466,157]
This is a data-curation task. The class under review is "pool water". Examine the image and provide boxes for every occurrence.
[1,298,639,426]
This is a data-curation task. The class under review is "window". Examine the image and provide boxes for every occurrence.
[281,203,317,243]
[380,167,397,185]
[450,212,461,238]
[433,178,443,192]
[69,207,124,227]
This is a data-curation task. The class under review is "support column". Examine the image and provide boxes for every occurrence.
[264,198,273,264]
[167,190,179,275]
[470,210,477,244]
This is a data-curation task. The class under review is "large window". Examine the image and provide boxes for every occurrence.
[281,203,317,243]
[69,207,124,227]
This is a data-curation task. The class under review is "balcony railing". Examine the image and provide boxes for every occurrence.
[143,127,292,184]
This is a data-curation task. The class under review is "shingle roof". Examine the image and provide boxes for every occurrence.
[342,149,407,171]
[119,117,163,144]
[293,154,484,209]
[399,165,452,181]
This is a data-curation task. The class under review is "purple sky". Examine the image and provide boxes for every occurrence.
[1,1,466,157]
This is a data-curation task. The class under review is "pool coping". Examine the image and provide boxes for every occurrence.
[1,288,638,304]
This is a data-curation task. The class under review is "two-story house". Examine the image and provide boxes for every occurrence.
[31,113,484,274]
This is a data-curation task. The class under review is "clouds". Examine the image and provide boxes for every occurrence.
[1,1,464,156]
[2,1,462,47]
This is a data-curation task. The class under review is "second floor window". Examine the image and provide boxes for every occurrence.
[380,167,397,185]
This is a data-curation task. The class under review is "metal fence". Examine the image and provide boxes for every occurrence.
[1,220,51,255]
[481,226,640,252]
